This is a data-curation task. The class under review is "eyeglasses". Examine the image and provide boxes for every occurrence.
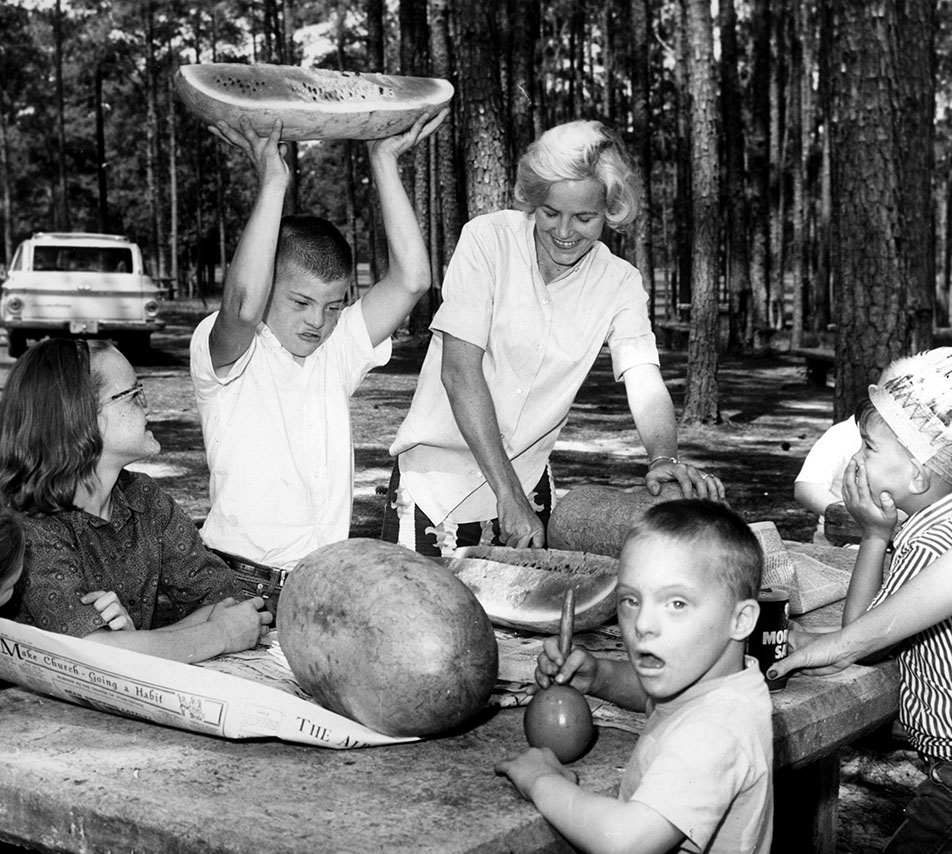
[101,382,147,410]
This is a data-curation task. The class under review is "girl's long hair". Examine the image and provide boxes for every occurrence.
[0,339,105,515]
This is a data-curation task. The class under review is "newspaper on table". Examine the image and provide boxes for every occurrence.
[749,521,853,615]
[0,617,414,749]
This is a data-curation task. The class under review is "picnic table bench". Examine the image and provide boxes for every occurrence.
[789,346,835,386]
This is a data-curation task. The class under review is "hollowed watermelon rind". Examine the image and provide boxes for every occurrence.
[175,62,454,141]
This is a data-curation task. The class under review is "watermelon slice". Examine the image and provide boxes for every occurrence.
[174,62,454,141]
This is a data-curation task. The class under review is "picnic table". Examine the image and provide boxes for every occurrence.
[0,604,898,854]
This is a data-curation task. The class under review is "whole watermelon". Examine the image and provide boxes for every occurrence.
[278,539,499,737]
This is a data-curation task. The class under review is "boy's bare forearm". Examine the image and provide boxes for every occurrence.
[359,150,430,346]
[207,118,289,369]
[221,174,288,324]
[842,537,889,626]
[371,152,429,287]
[528,775,680,854]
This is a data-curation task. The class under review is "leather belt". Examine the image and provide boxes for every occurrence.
[212,549,287,614]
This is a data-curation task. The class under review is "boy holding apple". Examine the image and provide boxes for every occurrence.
[496,499,773,854]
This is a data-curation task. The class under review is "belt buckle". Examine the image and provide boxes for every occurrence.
[250,566,287,600]
[214,550,287,611]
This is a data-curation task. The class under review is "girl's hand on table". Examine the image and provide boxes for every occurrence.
[81,590,136,631]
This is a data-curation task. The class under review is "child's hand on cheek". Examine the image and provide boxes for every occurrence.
[495,747,577,800]
[843,459,898,538]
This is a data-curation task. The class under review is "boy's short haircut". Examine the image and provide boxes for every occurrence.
[854,396,878,431]
[624,499,763,601]
[868,347,952,482]
[0,507,24,583]
[275,215,353,283]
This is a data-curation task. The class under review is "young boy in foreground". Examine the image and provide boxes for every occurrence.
[190,111,446,570]
[771,348,952,853]
[496,499,773,854]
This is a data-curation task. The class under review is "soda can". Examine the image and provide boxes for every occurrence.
[748,587,790,692]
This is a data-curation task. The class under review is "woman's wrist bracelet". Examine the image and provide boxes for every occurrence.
[648,455,679,468]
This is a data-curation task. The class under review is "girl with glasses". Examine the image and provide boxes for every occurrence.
[0,338,271,662]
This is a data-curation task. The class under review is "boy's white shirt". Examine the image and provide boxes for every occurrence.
[190,301,391,570]
[619,658,774,854]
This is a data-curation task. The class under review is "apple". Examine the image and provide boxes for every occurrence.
[523,684,594,763]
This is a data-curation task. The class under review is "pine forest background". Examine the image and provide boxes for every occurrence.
[1,0,949,423]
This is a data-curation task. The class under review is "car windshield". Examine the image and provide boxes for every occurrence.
[32,246,132,274]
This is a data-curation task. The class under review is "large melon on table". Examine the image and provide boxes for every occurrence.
[547,482,685,557]
[174,63,454,141]
[278,539,498,738]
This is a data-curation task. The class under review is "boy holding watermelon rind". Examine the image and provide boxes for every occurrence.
[190,111,447,572]
[496,499,773,854]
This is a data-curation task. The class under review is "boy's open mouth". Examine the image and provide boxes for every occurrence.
[636,652,665,670]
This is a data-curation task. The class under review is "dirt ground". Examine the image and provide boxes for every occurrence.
[0,298,924,853]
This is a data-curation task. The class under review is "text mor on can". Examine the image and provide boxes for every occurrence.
[748,587,790,691]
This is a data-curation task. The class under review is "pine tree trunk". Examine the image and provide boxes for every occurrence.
[769,0,788,330]
[828,0,935,420]
[0,98,12,265]
[167,45,179,299]
[366,0,388,283]
[401,0,434,336]
[719,0,753,352]
[748,0,771,346]
[681,0,720,426]
[278,0,298,214]
[788,0,806,348]
[453,0,510,218]
[673,4,693,314]
[143,4,166,279]
[507,0,538,159]
[54,0,70,230]
[629,0,655,314]
[429,0,461,266]
[814,2,833,331]
[896,0,936,354]
[95,62,109,234]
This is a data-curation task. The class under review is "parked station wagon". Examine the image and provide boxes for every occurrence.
[0,232,165,357]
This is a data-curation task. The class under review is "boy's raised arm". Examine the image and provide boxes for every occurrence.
[207,117,290,372]
[361,109,448,347]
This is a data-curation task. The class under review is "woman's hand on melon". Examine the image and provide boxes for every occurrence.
[534,635,599,695]
[496,491,545,549]
[208,596,273,653]
[367,108,449,160]
[645,459,725,502]
[209,116,289,186]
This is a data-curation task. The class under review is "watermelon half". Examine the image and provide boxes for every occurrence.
[174,62,454,141]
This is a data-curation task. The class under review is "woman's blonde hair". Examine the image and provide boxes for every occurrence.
[513,120,639,231]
